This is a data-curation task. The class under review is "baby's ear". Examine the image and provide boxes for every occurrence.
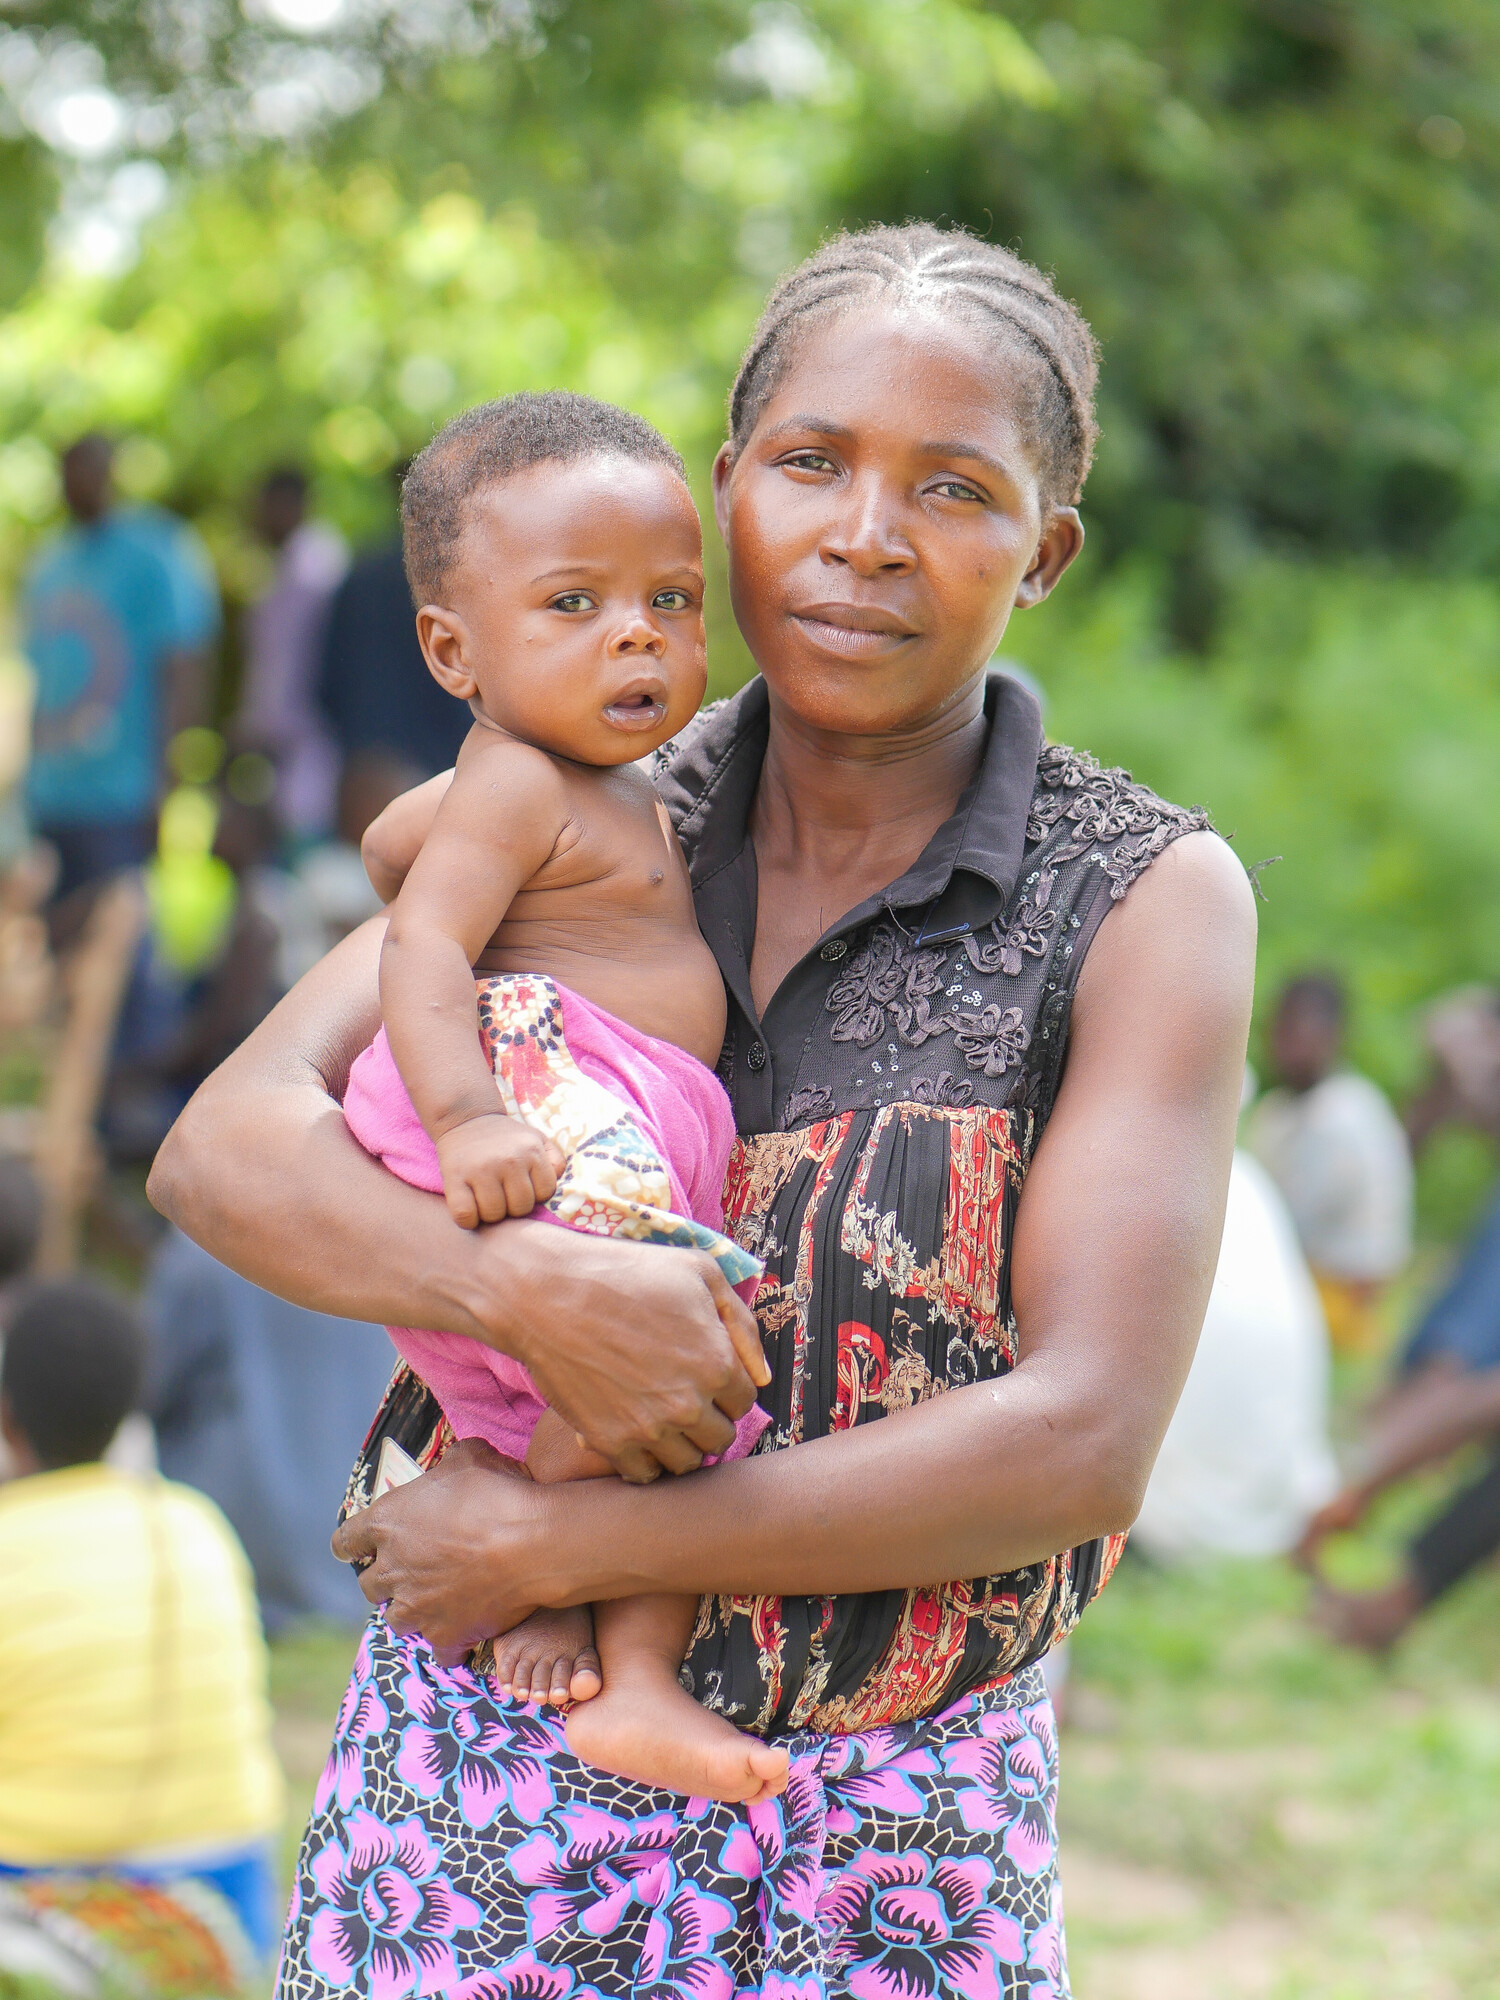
[416,605,479,699]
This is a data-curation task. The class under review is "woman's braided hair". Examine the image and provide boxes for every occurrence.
[728,223,1100,510]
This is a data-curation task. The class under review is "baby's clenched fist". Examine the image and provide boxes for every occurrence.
[436,1114,565,1227]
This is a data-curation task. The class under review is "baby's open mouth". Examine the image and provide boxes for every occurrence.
[602,688,668,731]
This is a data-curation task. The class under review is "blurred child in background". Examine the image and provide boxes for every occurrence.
[0,1277,282,1976]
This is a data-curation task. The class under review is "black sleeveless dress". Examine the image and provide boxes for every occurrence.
[342,672,1211,1734]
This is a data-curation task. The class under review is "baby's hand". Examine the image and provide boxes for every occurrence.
[436,1115,566,1227]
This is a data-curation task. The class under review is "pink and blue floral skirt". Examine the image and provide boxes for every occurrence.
[276,1618,1068,2000]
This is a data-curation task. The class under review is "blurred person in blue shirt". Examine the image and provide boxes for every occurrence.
[144,1227,394,1631]
[1299,988,1500,1648]
[22,435,219,920]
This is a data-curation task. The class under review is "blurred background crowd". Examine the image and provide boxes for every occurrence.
[0,3,1496,1996]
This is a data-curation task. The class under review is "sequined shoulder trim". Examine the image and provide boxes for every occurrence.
[1028,741,1213,900]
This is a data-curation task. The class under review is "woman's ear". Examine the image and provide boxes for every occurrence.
[416,606,479,700]
[1014,508,1084,610]
[711,442,736,548]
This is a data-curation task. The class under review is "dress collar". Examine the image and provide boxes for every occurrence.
[657,668,1044,915]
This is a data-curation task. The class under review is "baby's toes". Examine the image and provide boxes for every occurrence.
[525,1653,565,1705]
[494,1645,539,1704]
[516,1656,548,1704]
[568,1648,603,1703]
[544,1654,577,1707]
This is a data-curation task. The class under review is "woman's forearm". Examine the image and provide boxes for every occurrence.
[340,1352,1143,1653]
[533,1352,1134,1608]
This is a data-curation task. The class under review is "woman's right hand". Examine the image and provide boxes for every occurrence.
[333,1438,550,1662]
[478,1224,769,1480]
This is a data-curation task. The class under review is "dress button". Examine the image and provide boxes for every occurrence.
[746,1041,767,1071]
[820,939,848,962]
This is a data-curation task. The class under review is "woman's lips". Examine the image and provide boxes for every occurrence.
[790,608,916,658]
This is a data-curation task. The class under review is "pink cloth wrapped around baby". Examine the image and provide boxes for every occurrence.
[343,973,770,1467]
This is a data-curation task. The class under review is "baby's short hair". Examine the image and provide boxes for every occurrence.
[401,391,687,607]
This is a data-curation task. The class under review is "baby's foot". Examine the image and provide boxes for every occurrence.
[490,1606,602,1706]
[565,1658,790,1803]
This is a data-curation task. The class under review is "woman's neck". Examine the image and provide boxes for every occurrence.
[745,673,990,1015]
[751,674,989,869]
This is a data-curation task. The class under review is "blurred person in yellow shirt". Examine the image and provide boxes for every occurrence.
[0,1276,283,1970]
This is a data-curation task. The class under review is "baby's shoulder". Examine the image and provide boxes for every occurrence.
[451,727,574,808]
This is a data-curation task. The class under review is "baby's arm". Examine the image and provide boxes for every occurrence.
[381,742,568,1227]
[362,769,455,904]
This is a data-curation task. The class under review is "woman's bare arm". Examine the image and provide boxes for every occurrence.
[335,832,1257,1653]
[146,916,764,1480]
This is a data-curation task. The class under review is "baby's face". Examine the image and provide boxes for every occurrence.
[433,454,707,766]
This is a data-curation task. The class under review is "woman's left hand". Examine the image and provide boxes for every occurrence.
[332,1438,554,1663]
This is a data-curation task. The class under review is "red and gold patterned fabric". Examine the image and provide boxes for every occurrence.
[681,1103,1125,1735]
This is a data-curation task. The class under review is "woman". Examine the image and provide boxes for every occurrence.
[152,225,1255,1998]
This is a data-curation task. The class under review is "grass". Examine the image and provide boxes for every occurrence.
[1061,1539,1500,1998]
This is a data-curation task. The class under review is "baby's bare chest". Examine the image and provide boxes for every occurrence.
[473,766,700,958]
[475,771,725,1061]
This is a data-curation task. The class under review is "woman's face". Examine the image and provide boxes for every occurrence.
[713,302,1082,738]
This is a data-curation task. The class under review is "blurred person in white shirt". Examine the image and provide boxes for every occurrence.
[1248,972,1412,1353]
[1134,1136,1339,1563]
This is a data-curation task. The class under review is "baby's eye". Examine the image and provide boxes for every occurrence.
[652,589,693,611]
[551,592,595,613]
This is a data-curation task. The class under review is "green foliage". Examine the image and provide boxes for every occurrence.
[6,2,1500,1227]
[1004,553,1500,1092]
[0,142,52,317]
[834,1,1500,640]
[14,2,1500,640]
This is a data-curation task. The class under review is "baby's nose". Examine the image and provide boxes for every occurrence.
[611,616,666,654]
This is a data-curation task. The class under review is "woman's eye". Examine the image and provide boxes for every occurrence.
[551,592,593,612]
[782,451,836,473]
[652,589,692,611]
[932,480,985,503]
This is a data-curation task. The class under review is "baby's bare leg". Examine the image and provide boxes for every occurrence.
[523,1413,789,1800]
[490,1411,604,1706]
[565,1592,790,1804]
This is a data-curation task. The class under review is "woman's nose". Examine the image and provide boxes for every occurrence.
[820,479,916,575]
[608,612,667,655]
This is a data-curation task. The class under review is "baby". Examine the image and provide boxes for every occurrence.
[342,392,789,1805]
